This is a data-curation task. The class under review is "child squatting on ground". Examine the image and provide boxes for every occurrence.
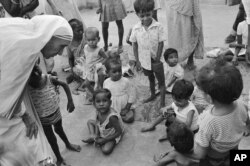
[82,89,124,155]
[141,79,199,142]
[130,0,166,108]
[163,48,184,93]
[153,121,199,166]
[186,59,250,165]
[28,64,81,166]
[103,59,136,123]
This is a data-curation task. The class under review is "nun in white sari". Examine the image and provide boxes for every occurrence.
[0,15,73,166]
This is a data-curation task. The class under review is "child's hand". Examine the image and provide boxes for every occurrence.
[243,128,250,137]
[95,137,106,145]
[96,8,102,14]
[120,108,129,116]
[67,101,75,113]
[136,61,142,71]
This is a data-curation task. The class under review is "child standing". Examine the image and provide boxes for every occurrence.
[130,0,166,107]
[187,59,250,165]
[163,48,184,93]
[154,122,199,166]
[28,65,81,166]
[141,79,199,141]
[103,59,136,123]
[97,0,127,52]
[82,89,124,155]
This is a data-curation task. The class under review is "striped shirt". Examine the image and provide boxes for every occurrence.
[195,100,248,153]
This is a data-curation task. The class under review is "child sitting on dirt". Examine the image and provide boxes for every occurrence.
[187,59,250,165]
[141,79,199,141]
[82,89,124,155]
[163,48,184,93]
[103,59,136,123]
[153,121,199,166]
[28,64,81,166]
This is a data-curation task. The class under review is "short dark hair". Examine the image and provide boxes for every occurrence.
[105,58,121,73]
[196,58,243,104]
[164,48,178,62]
[167,121,194,153]
[134,0,154,13]
[172,79,194,100]
[68,18,83,31]
[93,88,112,101]
[85,27,99,38]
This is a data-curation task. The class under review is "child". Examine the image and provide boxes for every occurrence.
[82,89,124,155]
[163,48,184,93]
[220,13,248,66]
[154,122,199,166]
[103,59,136,123]
[97,0,127,52]
[67,18,86,94]
[187,59,250,165]
[28,65,81,166]
[130,0,166,107]
[141,79,199,141]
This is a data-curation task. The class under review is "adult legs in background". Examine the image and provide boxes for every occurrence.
[102,22,109,51]
[143,69,156,103]
[116,20,124,53]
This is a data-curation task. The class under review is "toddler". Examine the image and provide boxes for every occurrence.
[154,121,199,166]
[103,59,136,123]
[141,79,199,141]
[82,89,124,155]
[28,64,81,166]
[163,48,184,93]
[97,0,127,52]
[187,59,250,165]
[130,0,166,107]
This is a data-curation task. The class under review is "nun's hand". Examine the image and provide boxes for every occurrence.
[22,112,38,139]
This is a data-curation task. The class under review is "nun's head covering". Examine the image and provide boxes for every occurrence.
[0,15,73,118]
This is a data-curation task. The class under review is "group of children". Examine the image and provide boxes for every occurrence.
[14,0,249,166]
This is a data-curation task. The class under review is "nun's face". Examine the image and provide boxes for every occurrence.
[41,36,71,59]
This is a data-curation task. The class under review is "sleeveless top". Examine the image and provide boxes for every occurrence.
[29,75,60,118]
[97,108,124,143]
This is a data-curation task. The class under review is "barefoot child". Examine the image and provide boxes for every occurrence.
[97,0,127,52]
[130,0,166,107]
[154,122,199,166]
[163,48,184,93]
[28,65,81,166]
[141,79,199,141]
[187,59,250,165]
[82,89,124,155]
[104,59,136,123]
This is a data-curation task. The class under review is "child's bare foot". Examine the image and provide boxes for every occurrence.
[141,126,156,132]
[82,137,95,144]
[66,143,81,152]
[56,159,71,166]
[158,134,168,142]
[143,95,156,103]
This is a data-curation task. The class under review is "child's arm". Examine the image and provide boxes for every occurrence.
[156,41,164,62]
[47,0,62,16]
[166,76,177,88]
[121,81,136,116]
[132,42,141,70]
[67,47,75,69]
[19,0,39,16]
[95,116,122,145]
[186,143,208,160]
[98,48,108,64]
[186,110,195,128]
[96,0,102,14]
[232,35,243,64]
[126,28,133,46]
[154,151,176,166]
[50,77,75,113]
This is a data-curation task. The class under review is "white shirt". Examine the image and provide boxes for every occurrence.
[130,20,166,70]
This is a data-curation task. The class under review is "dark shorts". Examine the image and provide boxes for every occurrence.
[143,60,165,88]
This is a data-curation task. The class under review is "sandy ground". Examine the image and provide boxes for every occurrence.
[50,4,250,166]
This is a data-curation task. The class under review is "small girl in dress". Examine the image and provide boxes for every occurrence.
[82,89,124,155]
[97,0,127,52]
[141,79,199,141]
[103,59,136,123]
[163,48,184,93]
[28,64,81,166]
[154,121,199,166]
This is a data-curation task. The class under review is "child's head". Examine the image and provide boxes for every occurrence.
[106,59,122,82]
[172,79,194,108]
[93,89,112,114]
[29,64,42,86]
[164,48,178,67]
[85,27,100,48]
[68,19,83,40]
[196,59,243,105]
[134,0,154,26]
[167,121,194,153]
[107,48,121,60]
